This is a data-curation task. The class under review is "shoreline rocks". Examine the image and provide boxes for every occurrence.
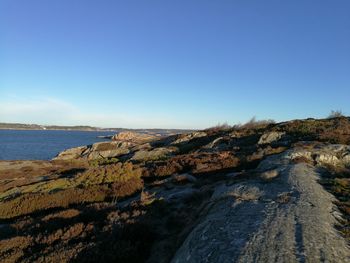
[54,131,161,161]
[112,131,159,143]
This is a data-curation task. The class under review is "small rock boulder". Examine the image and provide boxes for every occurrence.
[171,132,207,145]
[87,141,133,160]
[112,131,158,144]
[53,146,89,160]
[258,131,286,145]
[54,141,134,160]
[260,169,279,180]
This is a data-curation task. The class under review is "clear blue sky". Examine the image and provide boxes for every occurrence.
[0,1,349,129]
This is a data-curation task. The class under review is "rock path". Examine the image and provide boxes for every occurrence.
[171,146,350,263]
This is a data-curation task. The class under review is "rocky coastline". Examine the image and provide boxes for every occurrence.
[1,117,350,262]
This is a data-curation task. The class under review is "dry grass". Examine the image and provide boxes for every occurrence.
[204,122,231,133]
[328,110,344,119]
[274,117,350,144]
[239,117,275,129]
[320,166,350,240]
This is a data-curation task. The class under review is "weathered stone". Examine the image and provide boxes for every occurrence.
[343,154,350,166]
[54,141,134,160]
[90,141,133,152]
[171,132,207,145]
[260,169,279,180]
[53,146,89,160]
[316,153,341,166]
[258,131,286,145]
[88,141,137,159]
[87,144,131,160]
[201,137,231,151]
[288,144,350,167]
[211,184,263,202]
[112,131,158,144]
[171,147,350,263]
[204,137,224,148]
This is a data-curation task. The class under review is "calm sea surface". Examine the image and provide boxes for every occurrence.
[0,130,114,160]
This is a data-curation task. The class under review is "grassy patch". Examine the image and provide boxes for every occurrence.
[0,162,143,219]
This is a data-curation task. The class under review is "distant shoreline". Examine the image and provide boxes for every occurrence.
[0,123,195,134]
[0,128,114,132]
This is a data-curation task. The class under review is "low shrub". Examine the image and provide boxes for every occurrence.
[239,117,275,129]
[328,110,344,119]
[204,122,231,133]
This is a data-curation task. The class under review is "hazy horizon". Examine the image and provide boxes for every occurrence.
[1,1,349,129]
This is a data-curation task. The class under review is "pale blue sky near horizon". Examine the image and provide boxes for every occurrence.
[0,0,349,129]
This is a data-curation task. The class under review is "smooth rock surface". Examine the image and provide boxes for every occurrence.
[171,132,207,145]
[86,141,133,160]
[53,146,89,160]
[171,147,350,263]
[54,141,134,160]
[112,131,158,143]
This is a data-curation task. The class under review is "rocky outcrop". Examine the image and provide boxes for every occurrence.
[171,146,350,263]
[258,131,286,145]
[53,141,134,160]
[86,141,133,159]
[54,132,162,161]
[112,131,158,143]
[171,132,207,145]
[54,131,209,162]
[287,144,350,167]
[53,146,89,160]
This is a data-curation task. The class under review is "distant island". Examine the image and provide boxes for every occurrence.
[0,122,194,135]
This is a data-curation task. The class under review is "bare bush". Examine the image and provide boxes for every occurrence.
[204,122,231,133]
[240,116,275,129]
[328,110,343,119]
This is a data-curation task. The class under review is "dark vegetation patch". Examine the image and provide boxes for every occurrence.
[175,134,220,154]
[273,117,350,144]
[319,166,350,241]
[0,186,213,263]
[88,157,119,167]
